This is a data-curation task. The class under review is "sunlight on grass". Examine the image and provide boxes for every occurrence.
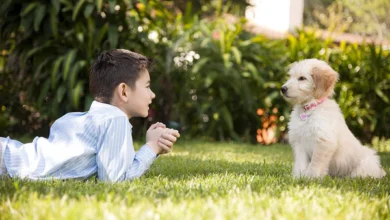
[1,141,389,219]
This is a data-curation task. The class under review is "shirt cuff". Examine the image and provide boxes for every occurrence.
[136,145,158,167]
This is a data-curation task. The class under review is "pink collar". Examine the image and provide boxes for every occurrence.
[303,97,328,111]
[299,97,328,121]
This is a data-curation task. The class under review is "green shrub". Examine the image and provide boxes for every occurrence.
[0,1,388,143]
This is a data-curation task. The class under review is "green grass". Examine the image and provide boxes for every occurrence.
[1,141,389,219]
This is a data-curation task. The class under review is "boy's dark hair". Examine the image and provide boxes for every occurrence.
[89,49,151,103]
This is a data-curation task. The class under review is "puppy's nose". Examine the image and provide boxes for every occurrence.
[281,86,288,94]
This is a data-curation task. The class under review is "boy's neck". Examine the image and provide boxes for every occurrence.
[109,97,132,119]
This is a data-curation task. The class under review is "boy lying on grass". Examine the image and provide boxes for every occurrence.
[0,49,180,182]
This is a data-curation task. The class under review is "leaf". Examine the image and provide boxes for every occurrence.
[108,0,116,13]
[222,53,230,68]
[72,81,84,108]
[20,2,38,16]
[69,60,87,88]
[230,46,241,64]
[34,58,50,80]
[50,6,59,37]
[59,0,72,9]
[63,49,77,80]
[220,106,233,131]
[96,0,103,12]
[56,85,66,103]
[51,57,64,89]
[38,80,51,107]
[84,4,94,18]
[51,0,60,13]
[72,0,86,21]
[375,88,389,104]
[191,58,208,73]
[84,95,94,111]
[0,0,12,15]
[23,42,51,64]
[96,24,108,45]
[219,87,228,101]
[108,24,118,48]
[34,4,46,32]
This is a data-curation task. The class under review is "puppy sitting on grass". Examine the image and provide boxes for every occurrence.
[281,58,386,179]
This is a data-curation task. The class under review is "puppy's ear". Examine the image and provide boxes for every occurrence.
[311,65,339,99]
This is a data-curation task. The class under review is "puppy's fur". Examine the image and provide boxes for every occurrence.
[281,59,385,178]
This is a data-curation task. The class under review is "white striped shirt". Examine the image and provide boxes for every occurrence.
[0,101,157,182]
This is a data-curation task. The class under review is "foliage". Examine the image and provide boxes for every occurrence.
[184,17,288,142]
[0,0,389,143]
[0,142,390,219]
[0,0,151,135]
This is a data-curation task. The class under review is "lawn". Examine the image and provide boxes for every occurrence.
[0,141,389,219]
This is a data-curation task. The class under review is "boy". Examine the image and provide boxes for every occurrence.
[0,49,180,182]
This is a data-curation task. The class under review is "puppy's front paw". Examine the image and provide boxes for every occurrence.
[301,168,323,179]
[293,168,322,179]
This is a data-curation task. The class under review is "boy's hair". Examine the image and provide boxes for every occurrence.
[89,49,151,103]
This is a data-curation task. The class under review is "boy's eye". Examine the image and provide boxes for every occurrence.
[298,76,306,81]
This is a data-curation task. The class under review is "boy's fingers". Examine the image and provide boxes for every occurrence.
[149,122,166,130]
[161,133,177,143]
[155,122,166,128]
[158,138,173,148]
[169,129,180,138]
[148,123,158,130]
[158,140,172,153]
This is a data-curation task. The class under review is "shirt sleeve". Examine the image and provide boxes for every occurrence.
[124,144,158,180]
[96,116,157,182]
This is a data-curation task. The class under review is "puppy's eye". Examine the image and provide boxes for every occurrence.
[298,76,306,81]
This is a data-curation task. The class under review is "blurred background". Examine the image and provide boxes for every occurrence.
[0,0,389,145]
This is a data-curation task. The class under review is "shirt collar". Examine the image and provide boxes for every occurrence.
[89,101,129,118]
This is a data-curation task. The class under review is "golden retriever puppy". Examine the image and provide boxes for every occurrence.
[281,58,386,178]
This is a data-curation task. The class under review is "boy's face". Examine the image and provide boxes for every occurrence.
[123,69,156,118]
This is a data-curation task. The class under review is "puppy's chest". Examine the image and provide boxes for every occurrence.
[288,113,318,146]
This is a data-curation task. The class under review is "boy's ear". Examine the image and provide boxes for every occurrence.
[116,83,129,102]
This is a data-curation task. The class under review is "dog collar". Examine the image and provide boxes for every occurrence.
[300,97,328,120]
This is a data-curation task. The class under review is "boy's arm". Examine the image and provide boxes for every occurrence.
[96,117,158,182]
[96,117,134,182]
[124,125,180,180]
[124,144,157,180]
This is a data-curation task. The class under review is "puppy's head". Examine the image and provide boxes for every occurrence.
[281,59,338,104]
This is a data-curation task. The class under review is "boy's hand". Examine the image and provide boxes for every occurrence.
[158,129,180,155]
[146,122,166,154]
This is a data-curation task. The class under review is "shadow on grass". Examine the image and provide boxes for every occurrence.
[147,155,290,179]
